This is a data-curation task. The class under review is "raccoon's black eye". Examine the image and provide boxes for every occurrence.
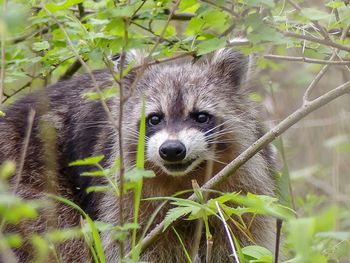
[194,112,210,123]
[148,114,162,126]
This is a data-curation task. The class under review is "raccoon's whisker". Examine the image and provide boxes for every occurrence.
[205,130,237,139]
[208,138,240,144]
[204,120,232,135]
[206,158,228,165]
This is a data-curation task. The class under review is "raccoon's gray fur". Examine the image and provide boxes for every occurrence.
[0,49,276,262]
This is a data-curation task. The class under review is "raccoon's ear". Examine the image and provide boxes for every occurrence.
[111,49,147,73]
[201,49,249,88]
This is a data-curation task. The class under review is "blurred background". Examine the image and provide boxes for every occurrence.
[1,0,349,262]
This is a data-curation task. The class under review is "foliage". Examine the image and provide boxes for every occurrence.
[1,0,350,262]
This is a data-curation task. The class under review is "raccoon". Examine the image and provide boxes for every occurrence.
[0,49,276,262]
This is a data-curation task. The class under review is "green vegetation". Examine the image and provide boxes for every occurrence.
[1,0,350,262]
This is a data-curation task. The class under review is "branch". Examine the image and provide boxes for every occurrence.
[302,22,350,103]
[283,31,350,52]
[201,0,238,17]
[128,79,350,257]
[42,6,117,131]
[6,27,49,44]
[0,0,7,106]
[286,0,329,39]
[13,109,36,192]
[264,54,350,65]
[59,59,84,81]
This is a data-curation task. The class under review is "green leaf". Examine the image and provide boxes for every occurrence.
[86,185,111,193]
[316,231,350,241]
[231,193,295,220]
[178,0,198,12]
[49,195,106,263]
[248,92,263,102]
[300,8,330,21]
[45,0,83,12]
[125,168,155,182]
[0,161,16,179]
[288,218,316,260]
[242,245,273,262]
[82,86,119,101]
[324,134,349,148]
[246,0,275,8]
[0,111,5,117]
[172,227,193,263]
[164,206,195,230]
[69,155,104,166]
[80,170,106,177]
[184,17,205,36]
[136,97,146,169]
[202,10,228,30]
[326,1,344,9]
[196,38,226,55]
[32,41,50,51]
[3,234,22,248]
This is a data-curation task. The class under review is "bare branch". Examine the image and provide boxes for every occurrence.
[302,52,337,103]
[42,6,118,131]
[201,0,238,17]
[264,54,350,65]
[0,0,7,106]
[286,0,329,39]
[283,31,350,52]
[13,109,36,192]
[59,59,84,81]
[303,22,350,103]
[6,27,49,44]
[123,0,181,101]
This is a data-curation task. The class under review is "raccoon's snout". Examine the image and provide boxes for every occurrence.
[159,140,186,162]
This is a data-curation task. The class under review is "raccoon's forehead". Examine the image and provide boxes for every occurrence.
[138,64,226,115]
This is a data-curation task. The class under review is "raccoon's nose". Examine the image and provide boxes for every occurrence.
[159,140,186,162]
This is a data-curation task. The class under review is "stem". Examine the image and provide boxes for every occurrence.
[264,54,350,65]
[13,109,36,192]
[274,219,283,263]
[283,31,350,52]
[0,0,7,106]
[117,16,129,258]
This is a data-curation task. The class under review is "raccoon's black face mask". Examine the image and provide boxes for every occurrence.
[119,49,248,176]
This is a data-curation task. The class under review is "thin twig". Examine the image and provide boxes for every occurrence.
[59,59,84,81]
[42,6,118,131]
[116,16,129,258]
[127,79,350,258]
[201,0,238,17]
[123,0,181,101]
[13,109,36,192]
[215,201,240,263]
[264,54,350,65]
[286,0,329,39]
[6,27,49,44]
[0,0,7,106]
[302,23,350,103]
[302,52,337,103]
[206,240,213,263]
[191,157,215,261]
[274,219,282,263]
[2,56,75,103]
[283,31,350,52]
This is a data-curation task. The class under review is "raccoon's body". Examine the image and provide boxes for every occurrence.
[0,49,276,262]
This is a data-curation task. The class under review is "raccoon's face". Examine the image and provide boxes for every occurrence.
[126,49,248,177]
[145,109,217,176]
